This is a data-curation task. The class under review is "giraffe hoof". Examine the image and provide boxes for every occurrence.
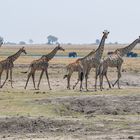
[49,88,52,90]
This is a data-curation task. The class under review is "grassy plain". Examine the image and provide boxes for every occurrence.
[0,44,139,139]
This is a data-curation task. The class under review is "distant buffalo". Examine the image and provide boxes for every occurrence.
[69,52,77,57]
[127,52,138,57]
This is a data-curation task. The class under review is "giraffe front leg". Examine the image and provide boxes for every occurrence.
[24,72,32,89]
[105,74,111,89]
[10,69,13,88]
[99,74,103,91]
[45,70,51,90]
[85,74,89,91]
[73,78,79,89]
[0,71,3,87]
[94,68,98,91]
[112,67,121,89]
[73,72,80,89]
[37,70,44,90]
[117,70,121,89]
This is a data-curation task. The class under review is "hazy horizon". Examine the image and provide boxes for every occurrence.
[1,0,140,44]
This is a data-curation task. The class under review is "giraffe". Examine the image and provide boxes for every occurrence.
[0,47,27,88]
[99,36,140,90]
[63,49,95,90]
[98,53,123,90]
[78,30,109,91]
[24,44,65,90]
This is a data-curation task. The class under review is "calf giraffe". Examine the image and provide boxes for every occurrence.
[99,36,140,90]
[0,47,27,88]
[24,44,65,90]
[63,49,95,90]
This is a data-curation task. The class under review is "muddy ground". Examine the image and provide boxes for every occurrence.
[0,63,140,139]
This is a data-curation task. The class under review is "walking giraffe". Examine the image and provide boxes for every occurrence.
[79,30,109,91]
[63,49,95,90]
[24,44,65,90]
[0,47,27,88]
[64,30,109,91]
[99,36,140,90]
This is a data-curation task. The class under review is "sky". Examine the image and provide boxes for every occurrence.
[1,0,140,44]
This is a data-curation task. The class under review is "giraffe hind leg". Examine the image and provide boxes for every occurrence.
[37,70,44,90]
[24,72,32,89]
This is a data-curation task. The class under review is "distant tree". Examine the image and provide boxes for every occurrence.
[47,35,58,44]
[19,41,26,45]
[28,39,33,44]
[114,42,118,44]
[95,39,100,45]
[0,36,3,47]
[5,42,17,45]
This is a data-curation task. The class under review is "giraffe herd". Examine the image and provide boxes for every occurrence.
[0,31,139,91]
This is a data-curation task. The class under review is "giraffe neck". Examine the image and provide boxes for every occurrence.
[95,34,106,60]
[43,47,58,61]
[117,39,139,57]
[7,49,23,62]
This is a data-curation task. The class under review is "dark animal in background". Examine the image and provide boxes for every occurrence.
[69,52,77,57]
[127,52,138,57]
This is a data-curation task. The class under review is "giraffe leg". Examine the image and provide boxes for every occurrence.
[95,68,98,91]
[105,74,111,89]
[85,73,89,91]
[45,70,51,90]
[117,69,121,89]
[32,72,36,90]
[99,74,103,91]
[1,70,9,88]
[37,70,44,90]
[0,70,3,87]
[73,72,81,89]
[79,71,84,91]
[67,76,70,89]
[24,72,32,89]
[112,67,121,89]
[10,69,13,88]
[73,78,79,89]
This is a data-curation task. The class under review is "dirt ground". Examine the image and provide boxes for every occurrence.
[0,45,140,139]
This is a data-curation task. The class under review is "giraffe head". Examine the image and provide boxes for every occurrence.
[56,44,65,51]
[20,47,27,54]
[103,30,109,38]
